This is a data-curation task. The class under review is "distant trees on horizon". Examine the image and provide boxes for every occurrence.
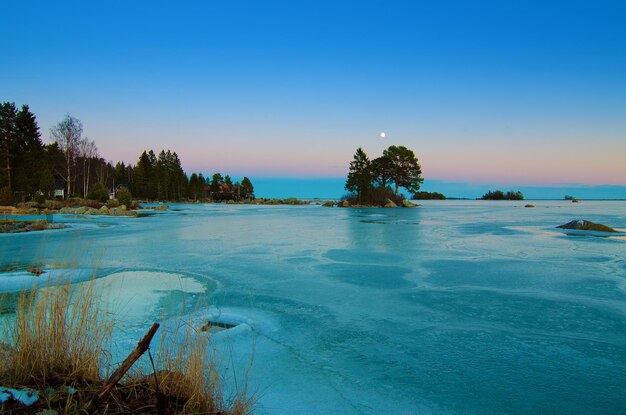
[413,191,446,200]
[480,190,524,200]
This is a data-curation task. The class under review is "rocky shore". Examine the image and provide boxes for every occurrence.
[0,219,67,233]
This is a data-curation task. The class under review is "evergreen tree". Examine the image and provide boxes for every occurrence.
[345,147,373,203]
[156,150,169,199]
[14,105,44,193]
[210,173,223,195]
[189,173,199,200]
[0,102,18,190]
[197,173,206,198]
[224,175,233,190]
[382,145,423,195]
[371,154,393,188]
[241,176,254,195]
[133,150,154,199]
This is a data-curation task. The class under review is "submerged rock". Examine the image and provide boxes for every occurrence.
[200,320,236,333]
[402,199,417,208]
[525,204,535,208]
[557,220,617,233]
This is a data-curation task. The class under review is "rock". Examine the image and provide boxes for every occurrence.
[557,220,617,233]
[154,205,169,211]
[59,207,76,214]
[15,207,39,214]
[322,200,334,207]
[384,199,397,208]
[99,205,110,214]
[401,199,417,208]
[340,201,350,208]
[27,267,46,276]
[0,206,17,214]
[85,208,100,215]
[571,199,579,203]
[75,206,89,214]
[525,204,535,208]
[200,320,236,332]
[120,204,127,211]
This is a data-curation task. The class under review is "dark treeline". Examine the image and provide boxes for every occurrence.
[345,145,423,205]
[413,191,446,200]
[0,102,254,204]
[0,103,114,203]
[480,190,524,200]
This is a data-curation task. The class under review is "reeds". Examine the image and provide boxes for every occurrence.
[0,275,254,414]
[153,320,254,414]
[4,277,112,389]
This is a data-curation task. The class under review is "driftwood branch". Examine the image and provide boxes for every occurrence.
[83,322,160,414]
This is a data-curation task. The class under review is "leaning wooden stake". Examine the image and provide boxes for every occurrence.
[83,322,160,414]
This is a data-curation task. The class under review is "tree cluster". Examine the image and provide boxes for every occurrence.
[345,145,423,205]
[132,150,187,200]
[413,191,446,200]
[0,102,256,204]
[1,102,47,199]
[480,190,524,200]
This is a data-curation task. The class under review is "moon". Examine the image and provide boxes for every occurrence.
[380,132,386,139]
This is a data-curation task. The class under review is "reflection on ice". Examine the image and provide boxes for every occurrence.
[88,271,207,325]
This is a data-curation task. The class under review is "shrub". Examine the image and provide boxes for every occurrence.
[116,188,132,207]
[106,198,120,208]
[0,186,14,205]
[34,192,47,205]
[87,182,110,203]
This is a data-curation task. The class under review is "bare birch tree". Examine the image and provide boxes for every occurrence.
[50,114,82,198]
[79,138,98,197]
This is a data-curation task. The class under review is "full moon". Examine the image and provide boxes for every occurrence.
[380,132,386,138]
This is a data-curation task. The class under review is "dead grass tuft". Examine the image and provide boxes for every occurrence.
[0,276,254,414]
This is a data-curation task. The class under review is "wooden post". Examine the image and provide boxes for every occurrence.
[83,322,160,414]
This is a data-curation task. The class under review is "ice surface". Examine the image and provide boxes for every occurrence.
[0,387,39,405]
[1,201,625,414]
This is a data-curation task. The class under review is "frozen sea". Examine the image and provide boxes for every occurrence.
[1,200,625,414]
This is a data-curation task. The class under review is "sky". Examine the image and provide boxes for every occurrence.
[1,1,625,198]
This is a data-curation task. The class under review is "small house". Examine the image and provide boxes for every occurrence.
[54,183,65,199]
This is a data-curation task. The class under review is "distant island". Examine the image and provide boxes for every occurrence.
[480,190,524,200]
[340,146,423,207]
[413,191,446,200]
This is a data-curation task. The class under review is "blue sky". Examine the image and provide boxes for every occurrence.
[1,1,625,198]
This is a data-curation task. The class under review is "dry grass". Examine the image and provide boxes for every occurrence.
[153,321,254,414]
[0,276,255,414]
[3,278,111,389]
